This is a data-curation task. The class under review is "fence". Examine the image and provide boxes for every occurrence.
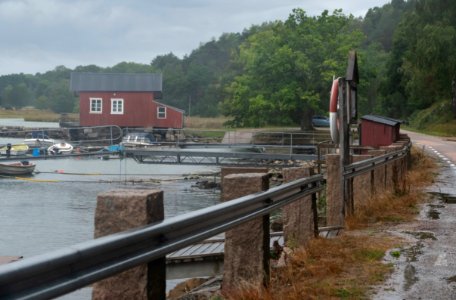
[0,138,411,299]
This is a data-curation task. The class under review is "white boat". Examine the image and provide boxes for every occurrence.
[0,161,36,175]
[121,132,159,148]
[24,132,55,148]
[47,142,74,155]
[0,143,29,156]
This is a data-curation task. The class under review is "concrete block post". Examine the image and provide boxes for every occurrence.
[326,154,344,226]
[367,150,387,195]
[221,173,270,292]
[92,189,165,300]
[282,167,315,248]
[220,167,269,194]
[352,155,373,212]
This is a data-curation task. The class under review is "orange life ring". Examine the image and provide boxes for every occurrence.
[329,78,339,144]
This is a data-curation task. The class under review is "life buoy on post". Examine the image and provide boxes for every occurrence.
[329,78,339,144]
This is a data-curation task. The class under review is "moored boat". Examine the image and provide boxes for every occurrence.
[0,143,29,156]
[121,132,159,148]
[24,132,55,148]
[0,161,36,175]
[47,142,74,155]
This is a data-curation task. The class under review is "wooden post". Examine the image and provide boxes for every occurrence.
[92,190,165,300]
[221,173,270,292]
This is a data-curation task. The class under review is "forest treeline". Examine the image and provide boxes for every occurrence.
[1,0,455,129]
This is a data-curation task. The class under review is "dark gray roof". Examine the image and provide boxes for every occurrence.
[70,72,162,92]
[361,115,403,127]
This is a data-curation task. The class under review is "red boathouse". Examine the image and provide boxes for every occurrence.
[360,115,402,148]
[70,72,184,129]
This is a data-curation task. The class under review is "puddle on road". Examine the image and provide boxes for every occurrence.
[404,264,418,291]
[427,207,440,219]
[401,241,424,262]
[404,231,437,241]
[427,192,456,204]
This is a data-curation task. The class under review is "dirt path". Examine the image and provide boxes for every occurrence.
[221,131,253,144]
[373,131,456,299]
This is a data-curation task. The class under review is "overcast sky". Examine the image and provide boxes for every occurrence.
[0,0,391,76]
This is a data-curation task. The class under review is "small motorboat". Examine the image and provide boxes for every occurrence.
[0,143,29,156]
[24,132,55,148]
[0,161,36,175]
[47,142,74,155]
[121,132,159,148]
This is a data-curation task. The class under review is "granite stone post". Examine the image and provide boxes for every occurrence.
[392,142,408,194]
[221,173,270,292]
[367,150,387,195]
[380,146,396,193]
[326,154,344,226]
[382,145,402,194]
[220,167,269,194]
[282,167,315,247]
[92,189,165,300]
[352,155,373,212]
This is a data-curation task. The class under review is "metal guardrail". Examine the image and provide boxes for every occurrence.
[343,145,409,179]
[0,174,325,299]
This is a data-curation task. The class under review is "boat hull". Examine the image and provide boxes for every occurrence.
[0,162,36,175]
[48,143,74,155]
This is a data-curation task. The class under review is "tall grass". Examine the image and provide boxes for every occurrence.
[185,116,231,129]
[222,146,437,300]
[0,108,78,122]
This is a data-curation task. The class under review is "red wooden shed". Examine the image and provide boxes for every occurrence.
[360,115,402,148]
[70,72,184,129]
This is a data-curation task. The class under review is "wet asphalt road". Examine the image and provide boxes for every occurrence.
[373,130,456,299]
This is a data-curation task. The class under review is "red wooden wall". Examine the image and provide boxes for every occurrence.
[360,119,399,147]
[79,92,183,128]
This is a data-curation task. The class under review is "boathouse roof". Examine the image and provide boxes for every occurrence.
[70,72,162,92]
[361,115,403,127]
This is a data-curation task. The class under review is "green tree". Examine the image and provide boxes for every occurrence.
[222,9,365,129]
[1,83,32,108]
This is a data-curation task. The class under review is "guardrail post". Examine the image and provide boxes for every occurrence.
[220,167,269,192]
[221,172,270,292]
[92,189,165,300]
[282,167,316,246]
[367,150,387,194]
[352,155,373,212]
[326,154,344,226]
[393,141,409,194]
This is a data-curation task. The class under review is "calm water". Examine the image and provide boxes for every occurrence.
[0,134,221,298]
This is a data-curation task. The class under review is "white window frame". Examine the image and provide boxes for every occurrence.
[90,98,102,114]
[157,106,166,119]
[111,98,124,115]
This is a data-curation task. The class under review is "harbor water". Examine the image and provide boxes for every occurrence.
[0,129,221,298]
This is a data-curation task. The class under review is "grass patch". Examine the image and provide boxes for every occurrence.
[407,100,456,136]
[346,146,437,229]
[223,235,396,300]
[185,116,232,129]
[0,107,78,122]
[221,145,437,300]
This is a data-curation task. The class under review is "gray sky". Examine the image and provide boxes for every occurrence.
[0,0,390,76]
